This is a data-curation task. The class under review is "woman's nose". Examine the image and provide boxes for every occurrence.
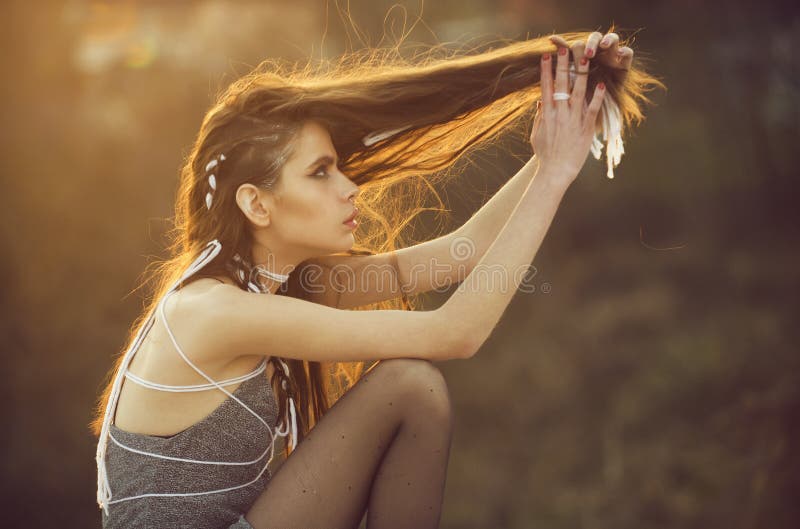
[345,183,360,202]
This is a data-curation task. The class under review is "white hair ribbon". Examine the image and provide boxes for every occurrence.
[362,125,412,147]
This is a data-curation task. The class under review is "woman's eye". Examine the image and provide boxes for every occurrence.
[312,166,330,178]
[312,163,345,178]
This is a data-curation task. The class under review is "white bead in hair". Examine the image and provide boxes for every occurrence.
[362,125,411,147]
[204,154,226,210]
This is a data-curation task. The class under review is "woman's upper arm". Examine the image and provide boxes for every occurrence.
[191,284,468,364]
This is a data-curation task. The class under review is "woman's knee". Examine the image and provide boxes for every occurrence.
[373,358,453,422]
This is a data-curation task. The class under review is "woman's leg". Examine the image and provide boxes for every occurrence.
[244,358,454,529]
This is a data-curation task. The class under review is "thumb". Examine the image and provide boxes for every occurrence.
[531,100,543,148]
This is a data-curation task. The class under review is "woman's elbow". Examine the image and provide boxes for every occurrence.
[425,310,479,361]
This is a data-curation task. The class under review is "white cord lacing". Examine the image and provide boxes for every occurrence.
[123,358,267,392]
[95,240,299,515]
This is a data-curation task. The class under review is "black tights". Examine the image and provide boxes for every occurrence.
[244,358,454,529]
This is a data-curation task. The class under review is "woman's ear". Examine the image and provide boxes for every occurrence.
[236,183,271,228]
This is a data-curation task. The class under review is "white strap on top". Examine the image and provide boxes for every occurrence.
[95,240,298,515]
[123,357,267,392]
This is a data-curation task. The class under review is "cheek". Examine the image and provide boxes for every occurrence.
[278,193,334,232]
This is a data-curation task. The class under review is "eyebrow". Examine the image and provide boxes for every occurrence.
[305,155,338,171]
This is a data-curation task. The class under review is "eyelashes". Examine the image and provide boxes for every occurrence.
[311,166,330,178]
[311,162,344,178]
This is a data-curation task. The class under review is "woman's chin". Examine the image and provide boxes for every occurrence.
[325,231,355,254]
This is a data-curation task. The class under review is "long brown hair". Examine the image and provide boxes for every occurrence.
[90,26,664,459]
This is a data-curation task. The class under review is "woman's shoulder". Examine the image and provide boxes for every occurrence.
[167,276,237,305]
[158,277,241,354]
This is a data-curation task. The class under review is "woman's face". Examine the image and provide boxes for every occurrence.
[257,120,360,257]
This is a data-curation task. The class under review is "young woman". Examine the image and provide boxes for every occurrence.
[91,28,661,529]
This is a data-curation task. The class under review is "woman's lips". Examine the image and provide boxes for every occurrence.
[343,208,358,229]
[343,208,359,224]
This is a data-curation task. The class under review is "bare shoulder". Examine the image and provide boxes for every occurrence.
[158,275,331,363]
[159,277,248,364]
[161,277,229,323]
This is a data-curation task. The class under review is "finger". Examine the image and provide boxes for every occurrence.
[584,31,603,59]
[532,99,542,122]
[569,40,588,117]
[540,52,554,115]
[569,39,586,71]
[549,34,569,49]
[584,82,606,135]
[531,101,543,153]
[599,32,620,54]
[618,46,634,70]
[554,44,570,122]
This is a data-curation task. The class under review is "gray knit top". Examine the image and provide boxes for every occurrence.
[101,371,280,528]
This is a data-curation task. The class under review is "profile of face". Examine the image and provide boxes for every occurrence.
[236,120,361,264]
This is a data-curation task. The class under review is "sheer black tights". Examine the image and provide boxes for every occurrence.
[244,358,454,529]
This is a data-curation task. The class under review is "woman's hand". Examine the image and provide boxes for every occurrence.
[550,31,634,76]
[530,39,606,185]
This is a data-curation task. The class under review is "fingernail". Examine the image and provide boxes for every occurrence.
[586,48,594,58]
[600,37,609,46]
[598,82,605,90]
[559,47,567,56]
[580,57,588,66]
[543,53,550,61]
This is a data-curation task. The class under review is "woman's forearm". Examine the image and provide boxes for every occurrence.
[455,155,541,272]
[440,162,571,355]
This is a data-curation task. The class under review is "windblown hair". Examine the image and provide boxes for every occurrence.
[90,26,664,459]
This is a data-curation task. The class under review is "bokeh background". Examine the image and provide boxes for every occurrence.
[1,1,798,528]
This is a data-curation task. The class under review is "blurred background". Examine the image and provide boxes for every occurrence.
[1,0,798,527]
